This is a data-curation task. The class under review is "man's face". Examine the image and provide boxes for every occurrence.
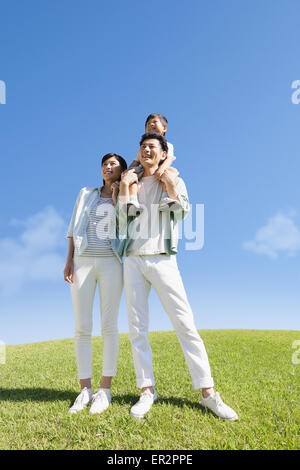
[145,117,167,135]
[139,139,166,169]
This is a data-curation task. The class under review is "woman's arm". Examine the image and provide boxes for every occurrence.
[111,181,120,207]
[64,237,74,284]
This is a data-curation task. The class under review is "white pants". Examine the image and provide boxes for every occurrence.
[124,255,214,389]
[70,256,123,379]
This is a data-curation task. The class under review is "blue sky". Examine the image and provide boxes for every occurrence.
[0,0,299,345]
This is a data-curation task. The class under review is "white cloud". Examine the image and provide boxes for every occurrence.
[0,207,67,294]
[243,211,300,259]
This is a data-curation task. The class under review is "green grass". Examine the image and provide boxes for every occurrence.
[0,330,299,450]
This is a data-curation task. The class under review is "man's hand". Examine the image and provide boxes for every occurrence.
[154,166,166,180]
[159,167,179,185]
[64,260,74,284]
[154,156,177,180]
[159,168,180,200]
[121,169,139,186]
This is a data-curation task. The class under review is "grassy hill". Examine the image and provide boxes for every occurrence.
[0,330,299,450]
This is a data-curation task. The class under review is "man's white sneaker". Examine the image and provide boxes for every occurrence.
[130,388,157,419]
[68,387,93,414]
[90,388,111,415]
[201,392,238,421]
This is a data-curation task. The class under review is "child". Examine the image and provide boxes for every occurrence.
[127,113,177,215]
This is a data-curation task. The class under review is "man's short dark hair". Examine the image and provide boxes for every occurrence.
[139,133,168,153]
[145,113,168,133]
[101,153,127,180]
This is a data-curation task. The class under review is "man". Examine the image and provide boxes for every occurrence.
[117,132,238,421]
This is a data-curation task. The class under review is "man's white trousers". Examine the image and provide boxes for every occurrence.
[124,255,214,389]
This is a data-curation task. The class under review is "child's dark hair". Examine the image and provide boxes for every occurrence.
[145,113,168,134]
[101,153,127,181]
[139,132,168,153]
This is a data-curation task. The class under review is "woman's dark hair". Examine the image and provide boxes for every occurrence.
[139,132,168,153]
[101,153,127,182]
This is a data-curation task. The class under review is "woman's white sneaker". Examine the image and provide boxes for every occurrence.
[201,392,238,421]
[69,387,93,414]
[90,388,111,415]
[130,388,157,418]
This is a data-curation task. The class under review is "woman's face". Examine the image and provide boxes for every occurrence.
[101,156,122,182]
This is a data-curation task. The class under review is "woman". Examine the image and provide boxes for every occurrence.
[64,153,127,415]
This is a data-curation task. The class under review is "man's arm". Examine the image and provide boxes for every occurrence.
[116,170,139,237]
[154,155,176,180]
[119,169,138,203]
[160,168,180,201]
[159,170,190,221]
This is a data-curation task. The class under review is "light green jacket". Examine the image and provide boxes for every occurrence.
[116,177,190,256]
[66,187,122,262]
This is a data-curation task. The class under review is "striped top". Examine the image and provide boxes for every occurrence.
[80,196,115,257]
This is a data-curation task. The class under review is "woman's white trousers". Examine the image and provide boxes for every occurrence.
[70,256,123,379]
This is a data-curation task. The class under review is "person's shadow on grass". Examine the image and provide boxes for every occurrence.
[0,388,77,403]
[0,389,207,414]
[112,394,206,414]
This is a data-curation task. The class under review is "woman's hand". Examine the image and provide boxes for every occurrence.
[111,181,120,206]
[64,259,74,284]
[111,181,120,192]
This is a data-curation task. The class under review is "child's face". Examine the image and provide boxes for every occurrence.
[145,117,167,136]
